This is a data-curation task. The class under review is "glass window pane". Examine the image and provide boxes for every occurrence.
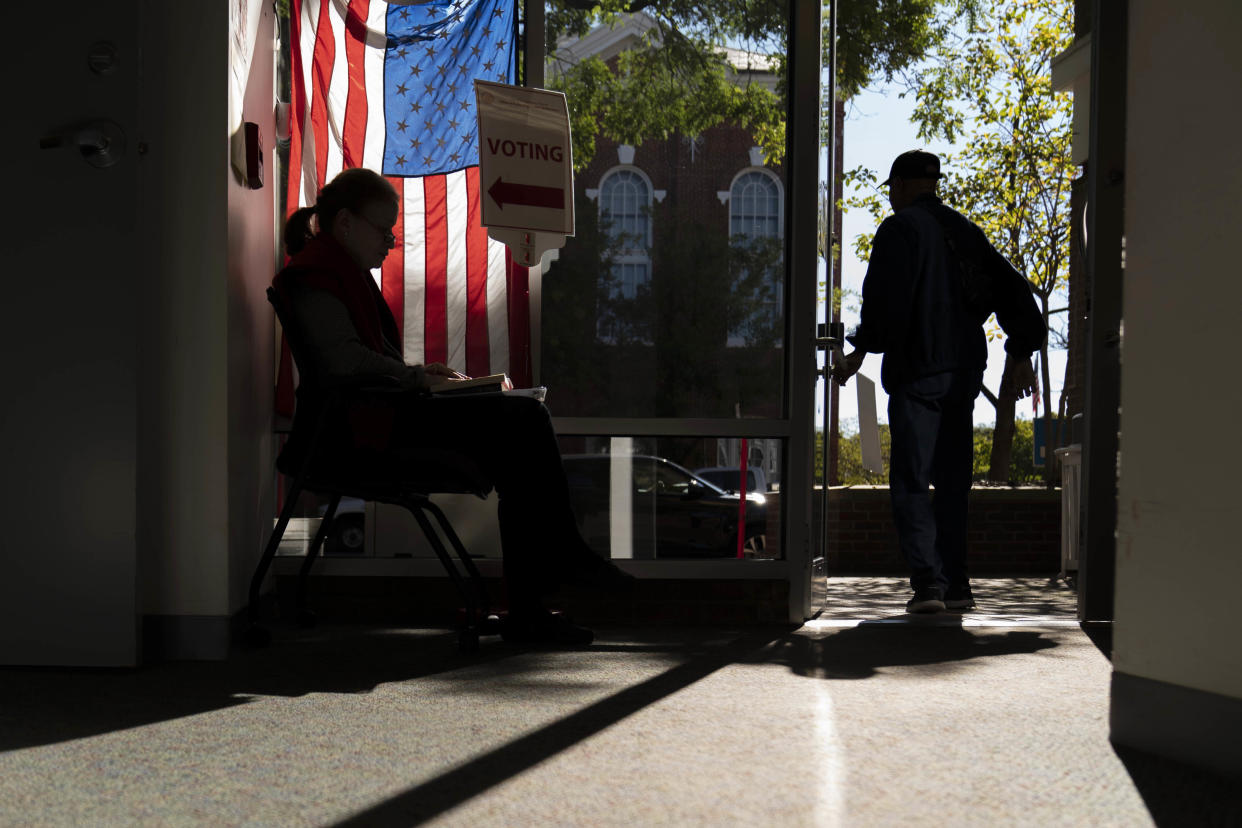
[544,7,788,419]
[558,435,783,560]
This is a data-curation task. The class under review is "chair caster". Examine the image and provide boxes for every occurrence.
[244,624,272,648]
[296,608,318,628]
[458,629,480,653]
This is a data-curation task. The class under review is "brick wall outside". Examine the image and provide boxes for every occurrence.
[803,485,1061,574]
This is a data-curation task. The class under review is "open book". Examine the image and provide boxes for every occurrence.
[428,373,513,395]
[428,373,548,402]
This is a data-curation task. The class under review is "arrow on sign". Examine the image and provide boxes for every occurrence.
[487,177,564,210]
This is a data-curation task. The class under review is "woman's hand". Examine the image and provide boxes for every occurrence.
[423,362,469,381]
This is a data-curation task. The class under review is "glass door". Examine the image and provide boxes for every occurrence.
[532,0,823,620]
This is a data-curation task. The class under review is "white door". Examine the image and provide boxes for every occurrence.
[0,1,141,665]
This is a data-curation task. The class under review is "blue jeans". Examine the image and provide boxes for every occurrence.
[888,369,983,595]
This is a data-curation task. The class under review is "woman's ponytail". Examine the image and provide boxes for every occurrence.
[284,206,317,255]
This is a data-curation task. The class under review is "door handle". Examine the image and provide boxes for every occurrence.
[40,119,127,168]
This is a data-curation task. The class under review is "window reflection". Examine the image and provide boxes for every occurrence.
[542,10,788,420]
[559,436,782,560]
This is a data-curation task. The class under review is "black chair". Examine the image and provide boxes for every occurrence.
[247,286,503,651]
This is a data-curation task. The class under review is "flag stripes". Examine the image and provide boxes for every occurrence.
[284,0,530,401]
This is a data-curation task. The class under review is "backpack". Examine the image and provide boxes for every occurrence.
[915,203,995,324]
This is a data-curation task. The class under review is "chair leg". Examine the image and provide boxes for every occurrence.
[402,498,477,626]
[249,477,305,631]
[296,493,340,626]
[422,498,491,615]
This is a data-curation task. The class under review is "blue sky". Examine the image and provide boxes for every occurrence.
[816,82,1066,431]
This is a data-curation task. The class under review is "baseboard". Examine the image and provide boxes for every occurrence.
[142,614,232,662]
[1112,671,1242,778]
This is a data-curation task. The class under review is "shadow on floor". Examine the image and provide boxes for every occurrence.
[331,631,786,827]
[767,619,1060,679]
[1114,745,1242,827]
[0,623,718,753]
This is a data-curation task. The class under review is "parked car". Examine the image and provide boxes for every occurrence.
[693,466,769,495]
[562,454,767,558]
[316,497,367,555]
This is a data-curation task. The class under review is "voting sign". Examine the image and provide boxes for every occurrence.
[475,80,574,236]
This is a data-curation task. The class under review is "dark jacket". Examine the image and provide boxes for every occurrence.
[848,193,1045,392]
[272,235,414,474]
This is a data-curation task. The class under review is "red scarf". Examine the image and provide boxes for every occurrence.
[273,234,401,453]
[273,234,400,357]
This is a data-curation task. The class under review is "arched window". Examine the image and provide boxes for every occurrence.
[728,170,784,346]
[599,169,652,299]
[596,168,654,343]
[730,170,782,240]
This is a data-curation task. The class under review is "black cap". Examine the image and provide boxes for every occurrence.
[881,150,942,186]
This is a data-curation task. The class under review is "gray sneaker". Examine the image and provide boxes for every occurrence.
[905,588,945,614]
[945,585,976,610]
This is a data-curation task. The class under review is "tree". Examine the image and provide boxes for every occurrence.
[545,0,978,170]
[843,0,1074,482]
[823,419,1039,486]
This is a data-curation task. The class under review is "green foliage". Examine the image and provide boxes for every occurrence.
[840,0,1074,483]
[972,419,1038,483]
[547,1,975,169]
[844,0,1074,322]
[832,0,981,99]
[824,417,1039,485]
[831,421,892,484]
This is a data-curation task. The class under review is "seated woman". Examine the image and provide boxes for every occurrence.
[274,167,630,645]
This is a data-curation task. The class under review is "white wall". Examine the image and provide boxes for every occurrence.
[1115,1,1242,698]
[137,0,277,646]
[226,6,279,616]
[137,0,230,622]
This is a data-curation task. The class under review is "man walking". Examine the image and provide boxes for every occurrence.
[831,150,1045,613]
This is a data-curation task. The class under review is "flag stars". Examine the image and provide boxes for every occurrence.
[409,101,422,114]
[397,47,408,59]
[396,82,409,95]
[396,119,409,133]
[435,101,447,114]
[450,151,461,164]
[408,63,422,76]
[471,45,481,57]
[395,154,407,166]
[459,99,471,112]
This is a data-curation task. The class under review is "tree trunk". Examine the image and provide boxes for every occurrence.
[988,358,1017,482]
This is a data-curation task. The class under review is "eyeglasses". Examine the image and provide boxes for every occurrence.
[353,211,396,246]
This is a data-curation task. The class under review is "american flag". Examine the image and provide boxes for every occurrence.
[283,0,530,406]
